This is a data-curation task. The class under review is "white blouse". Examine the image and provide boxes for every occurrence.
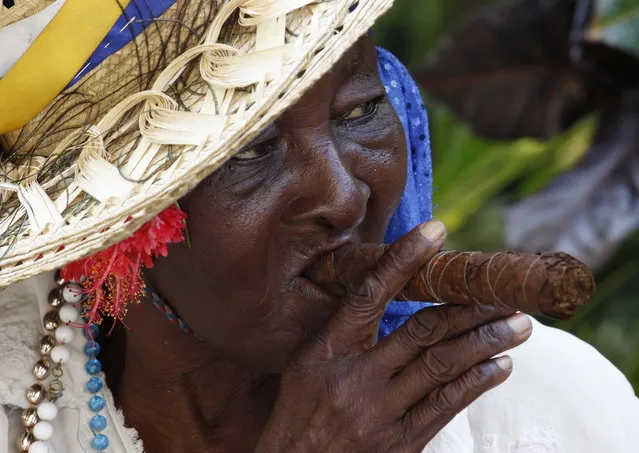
[1,272,638,452]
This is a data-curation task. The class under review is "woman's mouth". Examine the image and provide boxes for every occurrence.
[289,269,335,304]
[288,236,355,303]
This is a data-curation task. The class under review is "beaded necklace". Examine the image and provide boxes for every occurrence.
[19,271,110,452]
[19,271,199,452]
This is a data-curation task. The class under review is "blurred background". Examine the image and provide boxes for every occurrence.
[372,0,639,391]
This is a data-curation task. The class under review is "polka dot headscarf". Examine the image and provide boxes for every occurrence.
[378,47,435,338]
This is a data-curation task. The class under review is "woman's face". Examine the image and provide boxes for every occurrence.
[148,37,408,372]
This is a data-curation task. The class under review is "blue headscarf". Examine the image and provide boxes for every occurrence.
[68,4,434,339]
[377,48,434,340]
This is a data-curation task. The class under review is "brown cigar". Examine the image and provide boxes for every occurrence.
[308,245,595,319]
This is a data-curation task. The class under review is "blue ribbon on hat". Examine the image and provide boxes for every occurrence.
[67,0,174,87]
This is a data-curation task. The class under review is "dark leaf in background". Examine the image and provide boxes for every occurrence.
[505,98,639,270]
[416,0,600,140]
[577,41,639,89]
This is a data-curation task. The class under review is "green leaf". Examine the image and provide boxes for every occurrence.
[430,102,553,231]
[516,115,597,197]
[585,0,639,56]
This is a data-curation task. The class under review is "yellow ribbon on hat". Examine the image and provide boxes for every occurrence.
[0,0,131,135]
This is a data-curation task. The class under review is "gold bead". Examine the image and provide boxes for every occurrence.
[21,407,39,428]
[43,311,60,331]
[54,268,65,286]
[26,383,46,405]
[16,431,34,452]
[48,379,64,402]
[39,335,56,355]
[33,358,51,380]
[48,288,63,308]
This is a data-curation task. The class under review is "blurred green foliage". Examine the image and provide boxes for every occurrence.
[373,0,639,392]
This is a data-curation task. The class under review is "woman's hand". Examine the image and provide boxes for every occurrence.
[255,220,533,453]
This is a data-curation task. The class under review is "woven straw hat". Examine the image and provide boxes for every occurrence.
[0,0,393,288]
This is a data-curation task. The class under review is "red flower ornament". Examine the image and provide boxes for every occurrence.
[61,205,187,334]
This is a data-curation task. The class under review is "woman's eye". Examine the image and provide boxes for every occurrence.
[343,99,380,121]
[232,144,273,161]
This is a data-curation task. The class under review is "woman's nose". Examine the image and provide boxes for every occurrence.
[282,140,371,233]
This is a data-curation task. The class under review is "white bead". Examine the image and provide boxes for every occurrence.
[58,304,79,324]
[33,421,53,440]
[28,441,48,453]
[54,325,75,344]
[37,402,58,421]
[61,283,83,304]
[50,345,71,364]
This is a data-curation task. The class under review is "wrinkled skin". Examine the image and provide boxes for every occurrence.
[102,36,532,453]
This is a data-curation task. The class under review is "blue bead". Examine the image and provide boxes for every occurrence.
[83,324,99,339]
[85,358,102,375]
[84,342,101,357]
[87,377,103,393]
[92,434,109,451]
[90,414,107,432]
[88,395,105,412]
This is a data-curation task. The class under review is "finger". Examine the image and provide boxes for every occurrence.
[401,355,513,445]
[372,303,516,371]
[393,314,531,407]
[317,220,447,358]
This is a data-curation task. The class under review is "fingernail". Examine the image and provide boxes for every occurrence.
[495,356,512,371]
[419,220,446,242]
[506,313,532,335]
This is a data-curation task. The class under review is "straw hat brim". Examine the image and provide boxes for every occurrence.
[0,0,394,288]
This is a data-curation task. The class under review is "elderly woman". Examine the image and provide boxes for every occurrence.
[0,1,637,453]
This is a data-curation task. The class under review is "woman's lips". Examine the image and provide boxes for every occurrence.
[288,235,356,303]
[289,274,335,304]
